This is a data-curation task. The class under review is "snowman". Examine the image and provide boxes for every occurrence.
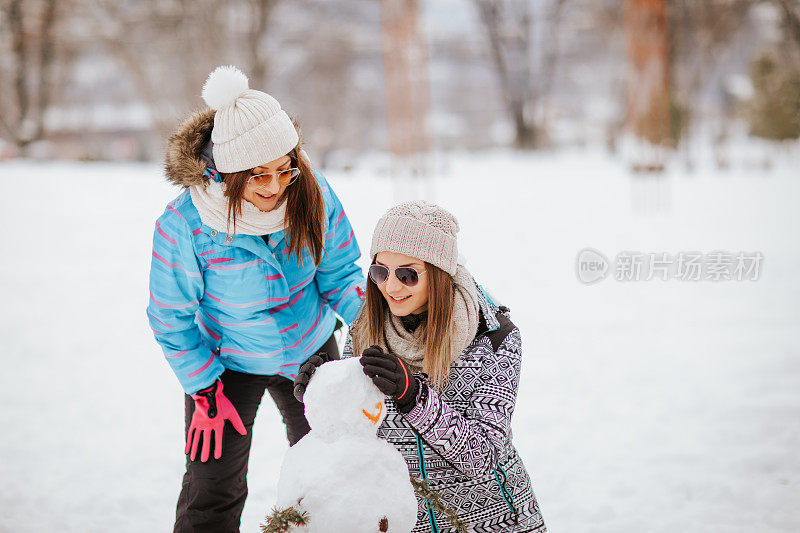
[262,357,419,533]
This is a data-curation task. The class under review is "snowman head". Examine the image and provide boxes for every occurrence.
[303,357,387,439]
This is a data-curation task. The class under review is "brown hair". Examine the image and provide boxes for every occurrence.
[220,136,325,266]
[356,261,455,391]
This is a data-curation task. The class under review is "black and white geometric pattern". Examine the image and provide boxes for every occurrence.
[344,287,547,532]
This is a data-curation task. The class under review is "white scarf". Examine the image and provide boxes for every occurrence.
[189,181,287,236]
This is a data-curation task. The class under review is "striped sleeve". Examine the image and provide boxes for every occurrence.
[402,328,523,478]
[147,210,224,394]
[315,177,365,325]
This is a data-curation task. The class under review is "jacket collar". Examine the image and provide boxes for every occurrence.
[474,283,500,337]
[164,109,216,188]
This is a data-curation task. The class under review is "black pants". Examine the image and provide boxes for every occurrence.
[174,334,339,533]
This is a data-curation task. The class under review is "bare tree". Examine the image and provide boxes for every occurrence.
[474,0,535,148]
[624,0,671,149]
[247,0,280,88]
[72,0,236,137]
[71,0,283,137]
[381,0,432,169]
[669,0,754,109]
[0,0,58,151]
[775,0,800,50]
[472,0,566,149]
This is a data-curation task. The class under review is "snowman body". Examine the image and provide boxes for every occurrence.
[274,357,418,533]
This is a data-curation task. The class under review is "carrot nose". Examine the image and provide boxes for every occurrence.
[362,402,383,424]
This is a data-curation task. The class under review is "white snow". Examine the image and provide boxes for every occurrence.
[301,356,387,441]
[0,148,798,532]
[274,358,417,532]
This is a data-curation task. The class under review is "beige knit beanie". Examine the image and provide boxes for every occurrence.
[370,201,460,276]
[201,65,299,173]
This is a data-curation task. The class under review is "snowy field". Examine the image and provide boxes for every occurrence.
[1,149,798,532]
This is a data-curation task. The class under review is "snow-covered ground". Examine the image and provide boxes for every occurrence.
[1,149,798,532]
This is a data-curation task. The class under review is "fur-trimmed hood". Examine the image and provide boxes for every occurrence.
[164,109,216,188]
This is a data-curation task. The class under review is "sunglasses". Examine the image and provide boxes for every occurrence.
[368,263,427,287]
[247,168,301,189]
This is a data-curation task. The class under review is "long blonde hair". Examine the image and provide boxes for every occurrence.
[353,262,455,390]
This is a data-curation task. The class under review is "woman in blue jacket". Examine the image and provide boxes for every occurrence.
[147,66,364,532]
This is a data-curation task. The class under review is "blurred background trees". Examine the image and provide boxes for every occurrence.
[0,0,57,151]
[748,52,800,141]
[0,0,798,165]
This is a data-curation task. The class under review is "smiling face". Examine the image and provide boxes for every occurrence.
[241,154,292,212]
[373,251,429,317]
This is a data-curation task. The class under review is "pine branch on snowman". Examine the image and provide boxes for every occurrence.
[261,357,419,533]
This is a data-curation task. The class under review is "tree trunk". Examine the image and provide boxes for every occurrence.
[248,0,278,88]
[0,0,59,152]
[624,0,672,146]
[775,0,800,55]
[380,0,432,163]
[475,0,538,150]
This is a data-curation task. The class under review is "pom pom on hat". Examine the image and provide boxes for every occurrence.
[202,65,249,111]
[201,65,299,173]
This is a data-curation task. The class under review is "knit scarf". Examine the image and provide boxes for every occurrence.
[189,181,287,235]
[351,265,481,376]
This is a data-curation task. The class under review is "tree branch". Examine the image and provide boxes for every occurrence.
[249,0,278,88]
[9,0,27,133]
[776,0,800,53]
[31,0,58,142]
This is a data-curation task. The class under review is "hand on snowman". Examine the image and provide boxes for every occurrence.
[293,351,334,402]
[360,345,423,414]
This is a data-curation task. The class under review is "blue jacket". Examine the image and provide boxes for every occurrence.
[148,110,364,394]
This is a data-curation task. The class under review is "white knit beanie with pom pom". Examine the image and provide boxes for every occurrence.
[201,65,299,173]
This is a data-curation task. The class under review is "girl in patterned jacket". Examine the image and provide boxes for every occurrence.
[147,66,364,532]
[294,201,546,533]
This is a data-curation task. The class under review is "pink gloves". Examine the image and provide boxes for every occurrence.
[186,380,246,462]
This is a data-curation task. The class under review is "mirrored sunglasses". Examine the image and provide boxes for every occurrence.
[247,168,301,188]
[368,264,427,287]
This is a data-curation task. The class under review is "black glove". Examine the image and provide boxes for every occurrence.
[293,352,331,402]
[359,345,421,413]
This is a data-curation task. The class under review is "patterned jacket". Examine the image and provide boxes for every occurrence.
[147,110,364,394]
[344,287,546,533]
